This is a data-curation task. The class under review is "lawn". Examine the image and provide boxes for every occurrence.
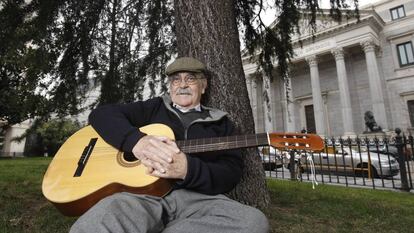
[1,157,413,233]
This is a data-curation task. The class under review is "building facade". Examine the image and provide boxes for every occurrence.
[0,120,31,156]
[243,0,414,137]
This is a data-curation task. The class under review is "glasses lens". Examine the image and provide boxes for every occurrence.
[186,75,197,84]
[170,74,200,85]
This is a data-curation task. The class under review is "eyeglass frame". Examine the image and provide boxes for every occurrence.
[168,73,206,86]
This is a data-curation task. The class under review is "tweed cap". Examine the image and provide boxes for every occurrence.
[165,57,206,75]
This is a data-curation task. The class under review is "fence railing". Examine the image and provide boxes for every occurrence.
[260,130,414,191]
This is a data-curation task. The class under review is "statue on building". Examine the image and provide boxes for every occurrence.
[364,111,382,132]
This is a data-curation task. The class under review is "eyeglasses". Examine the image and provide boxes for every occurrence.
[169,74,204,86]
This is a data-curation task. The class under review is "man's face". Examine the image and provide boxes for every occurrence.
[169,72,207,109]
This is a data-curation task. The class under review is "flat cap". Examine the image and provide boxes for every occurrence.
[165,57,206,75]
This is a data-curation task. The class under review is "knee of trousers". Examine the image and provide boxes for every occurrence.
[96,192,133,210]
[238,207,269,233]
[76,193,133,219]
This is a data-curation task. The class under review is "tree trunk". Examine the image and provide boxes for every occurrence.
[100,0,121,105]
[174,0,269,208]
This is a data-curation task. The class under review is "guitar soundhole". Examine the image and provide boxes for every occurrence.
[123,152,138,162]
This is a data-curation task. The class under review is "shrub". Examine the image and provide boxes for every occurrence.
[21,119,81,156]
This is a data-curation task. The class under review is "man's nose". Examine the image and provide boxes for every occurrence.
[178,78,189,87]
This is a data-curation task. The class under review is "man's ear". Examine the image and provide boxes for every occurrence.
[201,79,207,94]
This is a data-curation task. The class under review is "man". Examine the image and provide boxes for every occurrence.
[70,57,269,233]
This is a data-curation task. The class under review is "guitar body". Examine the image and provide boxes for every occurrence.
[42,124,174,216]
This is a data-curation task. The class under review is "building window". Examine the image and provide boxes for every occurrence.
[408,100,414,127]
[390,5,405,20]
[397,42,414,67]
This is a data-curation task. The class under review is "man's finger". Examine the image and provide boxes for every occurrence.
[142,146,172,167]
[154,136,180,153]
[148,139,176,162]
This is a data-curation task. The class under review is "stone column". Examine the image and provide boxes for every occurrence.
[283,76,296,132]
[252,76,265,133]
[263,76,274,132]
[250,77,258,132]
[306,55,327,136]
[360,39,388,130]
[331,48,355,136]
[245,76,253,108]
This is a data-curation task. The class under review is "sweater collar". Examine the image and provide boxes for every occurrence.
[172,103,202,113]
[162,95,228,121]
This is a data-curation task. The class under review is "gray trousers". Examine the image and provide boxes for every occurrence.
[70,189,269,233]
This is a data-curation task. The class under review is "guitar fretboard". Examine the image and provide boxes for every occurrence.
[176,133,269,153]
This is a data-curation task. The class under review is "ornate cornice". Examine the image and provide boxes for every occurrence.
[293,11,385,47]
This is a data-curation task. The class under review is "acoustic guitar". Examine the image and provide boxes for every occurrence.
[42,123,324,216]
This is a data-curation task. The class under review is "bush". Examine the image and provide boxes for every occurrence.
[23,119,81,156]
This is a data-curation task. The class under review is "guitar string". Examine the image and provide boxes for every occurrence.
[91,141,312,152]
[80,145,313,160]
[67,147,316,163]
[85,134,317,156]
[89,137,314,154]
[70,138,269,159]
[89,138,269,153]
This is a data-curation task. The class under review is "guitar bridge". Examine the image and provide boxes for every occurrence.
[74,138,98,177]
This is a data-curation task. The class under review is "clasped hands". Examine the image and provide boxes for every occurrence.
[132,135,187,180]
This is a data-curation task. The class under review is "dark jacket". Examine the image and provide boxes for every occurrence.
[88,96,242,195]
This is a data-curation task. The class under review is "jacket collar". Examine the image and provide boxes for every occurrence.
[162,95,228,122]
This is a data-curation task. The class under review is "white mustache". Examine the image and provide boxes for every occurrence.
[176,88,192,95]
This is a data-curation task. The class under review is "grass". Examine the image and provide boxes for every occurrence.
[0,157,75,233]
[265,179,414,232]
[1,157,414,233]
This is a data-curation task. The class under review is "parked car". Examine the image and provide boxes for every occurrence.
[259,146,286,170]
[368,145,412,161]
[294,146,400,178]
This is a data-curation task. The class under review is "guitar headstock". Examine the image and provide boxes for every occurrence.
[268,133,324,152]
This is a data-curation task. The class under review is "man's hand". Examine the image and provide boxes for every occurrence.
[132,135,188,180]
[149,151,188,180]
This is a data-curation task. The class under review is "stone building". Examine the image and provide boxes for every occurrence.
[0,120,31,157]
[243,0,414,137]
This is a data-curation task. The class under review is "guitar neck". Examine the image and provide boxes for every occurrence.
[176,133,269,154]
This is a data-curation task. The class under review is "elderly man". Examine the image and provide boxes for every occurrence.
[70,57,269,233]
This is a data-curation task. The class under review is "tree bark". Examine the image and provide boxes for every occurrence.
[100,0,121,105]
[174,0,269,208]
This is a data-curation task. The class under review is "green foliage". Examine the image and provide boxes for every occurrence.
[35,119,80,156]
[0,0,359,127]
[0,0,175,128]
[16,118,81,156]
[0,0,60,128]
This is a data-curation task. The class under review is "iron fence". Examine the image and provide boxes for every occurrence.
[260,129,414,191]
